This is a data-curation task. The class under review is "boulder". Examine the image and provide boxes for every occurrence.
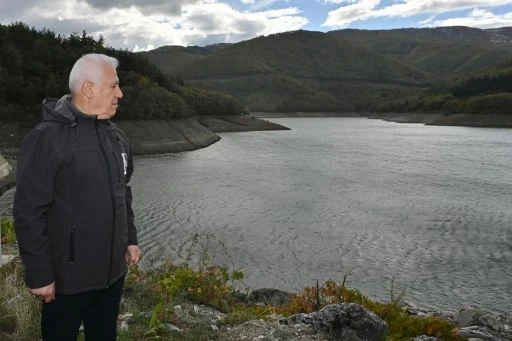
[0,154,11,179]
[249,288,292,306]
[285,303,387,341]
[452,307,485,327]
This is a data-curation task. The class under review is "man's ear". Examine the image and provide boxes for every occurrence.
[82,81,94,99]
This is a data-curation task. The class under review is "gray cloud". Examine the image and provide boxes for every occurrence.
[233,19,266,33]
[27,17,110,37]
[187,13,224,31]
[0,0,39,21]
[77,0,199,15]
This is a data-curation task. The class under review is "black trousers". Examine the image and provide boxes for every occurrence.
[41,276,125,341]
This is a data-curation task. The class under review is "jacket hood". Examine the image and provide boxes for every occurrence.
[42,95,95,124]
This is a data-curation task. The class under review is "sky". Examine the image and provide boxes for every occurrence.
[1,0,512,51]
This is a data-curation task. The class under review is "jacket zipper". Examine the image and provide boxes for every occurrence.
[69,226,76,262]
[66,188,75,263]
[111,152,121,183]
[96,122,117,288]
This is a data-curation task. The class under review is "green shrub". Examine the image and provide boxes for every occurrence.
[1,219,16,245]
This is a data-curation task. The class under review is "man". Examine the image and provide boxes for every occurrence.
[13,53,141,340]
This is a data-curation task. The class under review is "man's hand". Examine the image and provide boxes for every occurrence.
[30,282,56,303]
[125,245,142,266]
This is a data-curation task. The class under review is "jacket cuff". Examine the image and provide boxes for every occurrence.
[25,267,54,289]
[127,234,138,246]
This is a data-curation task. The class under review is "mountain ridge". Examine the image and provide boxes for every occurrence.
[143,26,512,113]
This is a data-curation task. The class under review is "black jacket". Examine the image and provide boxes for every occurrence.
[14,95,138,294]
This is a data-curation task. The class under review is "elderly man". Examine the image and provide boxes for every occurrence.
[14,53,141,340]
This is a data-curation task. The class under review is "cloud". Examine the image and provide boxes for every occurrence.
[423,8,512,28]
[322,0,380,27]
[77,0,199,15]
[246,0,286,11]
[0,0,308,51]
[321,0,512,27]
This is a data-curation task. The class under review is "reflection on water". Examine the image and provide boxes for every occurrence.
[2,118,511,313]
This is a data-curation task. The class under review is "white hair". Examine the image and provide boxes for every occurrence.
[68,54,119,93]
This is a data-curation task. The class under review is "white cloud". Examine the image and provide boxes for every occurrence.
[425,8,512,28]
[321,0,512,27]
[321,0,361,3]
[373,0,512,17]
[322,0,381,27]
[0,0,308,51]
[246,0,283,11]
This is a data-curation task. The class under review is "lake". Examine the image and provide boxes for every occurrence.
[1,117,511,314]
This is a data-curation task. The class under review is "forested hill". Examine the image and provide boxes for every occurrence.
[144,27,512,115]
[0,22,245,122]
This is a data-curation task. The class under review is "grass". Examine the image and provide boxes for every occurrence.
[0,261,41,340]
[1,218,16,245]
[0,224,466,341]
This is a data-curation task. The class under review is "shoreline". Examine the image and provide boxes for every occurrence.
[253,111,512,128]
[0,116,289,193]
[1,116,511,325]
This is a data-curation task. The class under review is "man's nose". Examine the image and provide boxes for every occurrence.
[116,85,123,98]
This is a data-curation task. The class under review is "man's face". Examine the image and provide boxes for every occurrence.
[90,63,123,119]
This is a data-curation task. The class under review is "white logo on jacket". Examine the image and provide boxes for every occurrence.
[121,153,128,175]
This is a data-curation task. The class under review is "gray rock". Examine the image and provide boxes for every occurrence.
[249,288,292,306]
[453,307,485,327]
[411,336,438,341]
[479,313,503,332]
[286,303,387,341]
[0,154,11,179]
[173,303,224,325]
[166,323,182,333]
[138,311,152,318]
[459,326,510,341]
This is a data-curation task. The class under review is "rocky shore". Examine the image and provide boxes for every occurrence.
[0,115,288,159]
[118,288,512,341]
[0,115,288,195]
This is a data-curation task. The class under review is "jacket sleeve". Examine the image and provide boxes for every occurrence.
[13,126,60,289]
[125,145,138,245]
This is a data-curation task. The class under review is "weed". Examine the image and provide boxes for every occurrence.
[145,233,246,338]
[276,278,464,341]
[1,218,16,245]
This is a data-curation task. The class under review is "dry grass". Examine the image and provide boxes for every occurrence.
[0,260,41,340]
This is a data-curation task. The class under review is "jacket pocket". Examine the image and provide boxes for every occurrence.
[69,226,76,263]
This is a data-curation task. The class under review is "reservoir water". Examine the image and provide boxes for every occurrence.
[1,118,511,313]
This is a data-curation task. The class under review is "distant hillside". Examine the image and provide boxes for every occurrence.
[142,44,230,76]
[331,26,512,77]
[144,27,512,114]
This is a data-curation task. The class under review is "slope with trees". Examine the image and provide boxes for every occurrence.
[144,27,512,116]
[0,22,245,123]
